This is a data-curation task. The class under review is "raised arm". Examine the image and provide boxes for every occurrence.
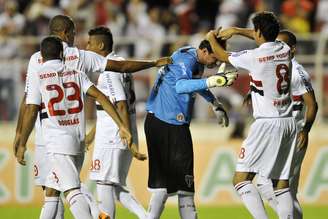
[105,57,172,73]
[219,27,255,40]
[15,104,39,165]
[206,31,230,63]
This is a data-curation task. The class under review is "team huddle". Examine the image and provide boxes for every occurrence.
[13,11,317,219]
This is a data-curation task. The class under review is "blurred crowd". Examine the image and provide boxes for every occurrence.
[0,0,326,137]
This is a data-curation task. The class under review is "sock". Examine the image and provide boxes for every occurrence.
[178,194,197,219]
[274,188,294,219]
[81,183,100,218]
[55,197,64,219]
[115,186,147,219]
[39,196,59,219]
[234,181,268,219]
[97,183,116,219]
[147,189,168,219]
[66,189,93,219]
[256,177,278,213]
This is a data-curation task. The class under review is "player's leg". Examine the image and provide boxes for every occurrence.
[178,194,197,219]
[272,180,294,219]
[39,187,61,219]
[96,182,116,218]
[289,146,307,219]
[256,175,278,213]
[80,183,100,218]
[147,189,168,219]
[114,185,147,219]
[233,172,268,219]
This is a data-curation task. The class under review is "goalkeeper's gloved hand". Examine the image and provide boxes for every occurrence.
[212,99,229,127]
[206,63,238,88]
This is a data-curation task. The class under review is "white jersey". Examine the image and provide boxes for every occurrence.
[291,58,313,130]
[95,53,137,149]
[229,41,293,119]
[26,60,93,155]
[25,42,107,145]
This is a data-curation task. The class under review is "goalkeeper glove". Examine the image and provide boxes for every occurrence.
[212,99,229,127]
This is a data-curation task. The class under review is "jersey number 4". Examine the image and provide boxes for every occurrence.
[276,64,290,95]
[46,82,83,116]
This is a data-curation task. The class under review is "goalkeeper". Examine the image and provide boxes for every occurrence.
[144,38,237,219]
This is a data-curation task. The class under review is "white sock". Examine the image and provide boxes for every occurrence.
[235,181,268,219]
[55,197,64,219]
[66,189,93,219]
[39,196,59,219]
[256,178,278,213]
[97,183,116,218]
[178,194,197,219]
[147,189,168,219]
[81,183,100,219]
[115,186,147,219]
[274,188,294,219]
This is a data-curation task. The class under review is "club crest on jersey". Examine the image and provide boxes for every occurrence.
[176,113,185,122]
[185,175,194,188]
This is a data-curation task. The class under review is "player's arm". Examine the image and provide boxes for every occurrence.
[105,57,172,73]
[219,27,255,40]
[206,31,230,63]
[13,94,27,153]
[297,91,318,149]
[86,85,132,147]
[15,104,39,165]
[85,124,96,149]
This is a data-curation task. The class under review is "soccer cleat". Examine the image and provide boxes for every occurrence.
[98,212,111,219]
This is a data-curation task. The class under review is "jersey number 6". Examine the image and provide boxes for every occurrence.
[46,82,83,116]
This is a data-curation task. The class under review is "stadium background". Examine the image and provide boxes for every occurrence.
[0,0,327,218]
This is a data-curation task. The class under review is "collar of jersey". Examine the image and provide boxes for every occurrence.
[259,41,278,48]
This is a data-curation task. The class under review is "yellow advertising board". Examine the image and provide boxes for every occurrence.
[1,123,327,206]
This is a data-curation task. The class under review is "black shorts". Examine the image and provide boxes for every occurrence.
[144,113,194,194]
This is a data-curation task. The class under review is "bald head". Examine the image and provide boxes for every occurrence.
[49,15,75,46]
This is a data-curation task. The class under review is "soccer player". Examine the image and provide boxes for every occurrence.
[207,11,297,218]
[85,26,147,219]
[255,30,318,219]
[15,36,132,219]
[145,38,237,219]
[13,14,170,218]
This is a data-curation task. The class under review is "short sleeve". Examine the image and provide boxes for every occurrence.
[26,70,41,105]
[228,50,253,71]
[292,65,313,96]
[80,71,94,94]
[25,53,40,93]
[104,72,126,102]
[80,50,107,74]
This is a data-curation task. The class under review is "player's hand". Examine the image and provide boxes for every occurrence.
[212,100,229,127]
[15,145,27,165]
[296,130,308,151]
[129,143,147,161]
[205,30,216,41]
[119,125,132,148]
[219,27,237,40]
[155,57,172,67]
[206,71,238,88]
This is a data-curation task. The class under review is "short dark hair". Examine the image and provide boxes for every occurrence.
[40,36,63,61]
[279,30,297,47]
[199,38,226,53]
[49,15,75,34]
[252,11,280,42]
[88,26,114,52]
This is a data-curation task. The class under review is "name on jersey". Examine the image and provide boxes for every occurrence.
[39,70,78,79]
[273,98,291,107]
[65,55,78,61]
[258,51,289,63]
[58,118,80,126]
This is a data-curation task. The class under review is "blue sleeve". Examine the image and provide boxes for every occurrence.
[197,89,215,103]
[175,79,208,94]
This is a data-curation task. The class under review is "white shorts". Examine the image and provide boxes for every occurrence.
[89,147,132,186]
[45,152,84,192]
[236,117,297,180]
[34,145,49,186]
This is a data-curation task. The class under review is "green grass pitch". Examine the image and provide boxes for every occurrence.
[1,205,327,219]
